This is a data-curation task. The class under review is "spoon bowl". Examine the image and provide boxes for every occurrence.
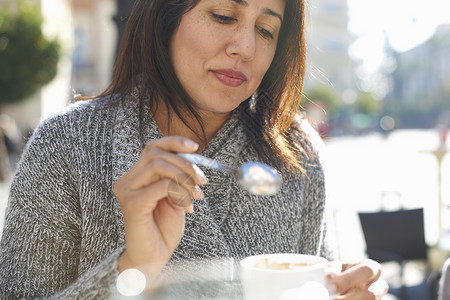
[178,153,282,196]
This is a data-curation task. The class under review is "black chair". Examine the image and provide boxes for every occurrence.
[358,208,435,300]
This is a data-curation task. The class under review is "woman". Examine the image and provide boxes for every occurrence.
[0,0,388,298]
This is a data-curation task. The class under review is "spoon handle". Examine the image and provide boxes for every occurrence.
[178,153,234,173]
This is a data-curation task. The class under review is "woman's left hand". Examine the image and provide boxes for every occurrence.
[327,259,389,299]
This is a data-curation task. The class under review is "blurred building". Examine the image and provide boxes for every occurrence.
[71,0,117,96]
[385,24,450,127]
[387,24,450,106]
[304,0,355,96]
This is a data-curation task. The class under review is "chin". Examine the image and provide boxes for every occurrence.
[214,104,242,114]
[198,101,244,115]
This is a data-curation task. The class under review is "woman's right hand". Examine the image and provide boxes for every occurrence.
[113,137,207,281]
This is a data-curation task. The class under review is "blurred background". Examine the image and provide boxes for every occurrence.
[0,0,449,299]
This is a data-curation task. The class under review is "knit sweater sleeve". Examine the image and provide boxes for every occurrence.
[0,112,122,299]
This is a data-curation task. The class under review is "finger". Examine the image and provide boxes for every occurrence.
[167,178,204,208]
[335,288,373,300]
[117,169,203,212]
[142,148,208,185]
[125,170,202,210]
[332,259,382,295]
[368,278,389,298]
[129,158,197,190]
[113,159,179,198]
[125,142,207,187]
[122,158,202,199]
[184,203,194,214]
[335,278,388,300]
[326,261,343,276]
[340,261,359,272]
[118,179,174,215]
[119,136,198,182]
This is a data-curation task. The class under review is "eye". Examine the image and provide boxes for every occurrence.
[211,13,236,24]
[256,26,274,40]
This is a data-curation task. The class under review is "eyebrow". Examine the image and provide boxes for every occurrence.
[230,0,283,23]
[264,8,283,23]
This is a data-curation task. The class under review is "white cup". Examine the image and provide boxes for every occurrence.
[240,253,331,300]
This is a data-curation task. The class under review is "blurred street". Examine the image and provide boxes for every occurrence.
[323,129,449,261]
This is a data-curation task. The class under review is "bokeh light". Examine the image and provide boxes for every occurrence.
[116,268,146,297]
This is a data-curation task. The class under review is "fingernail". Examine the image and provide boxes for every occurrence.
[325,273,338,295]
[185,204,194,214]
[184,140,199,151]
[193,164,208,184]
[193,186,204,200]
[325,282,338,295]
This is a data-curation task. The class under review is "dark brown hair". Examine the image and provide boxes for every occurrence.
[97,0,309,172]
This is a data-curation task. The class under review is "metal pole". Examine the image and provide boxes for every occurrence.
[435,147,445,240]
[433,125,448,244]
[422,126,448,247]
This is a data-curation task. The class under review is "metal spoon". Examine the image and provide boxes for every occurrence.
[178,153,282,196]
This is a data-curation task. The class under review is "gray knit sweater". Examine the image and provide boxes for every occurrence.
[0,92,332,299]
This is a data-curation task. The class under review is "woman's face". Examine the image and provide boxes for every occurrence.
[170,0,285,115]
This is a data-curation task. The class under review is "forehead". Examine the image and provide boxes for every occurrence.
[197,0,286,13]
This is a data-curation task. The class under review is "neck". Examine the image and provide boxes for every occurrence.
[152,101,230,152]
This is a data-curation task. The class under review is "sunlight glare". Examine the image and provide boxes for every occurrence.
[116,268,146,297]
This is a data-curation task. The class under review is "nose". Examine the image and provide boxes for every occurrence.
[225,25,256,61]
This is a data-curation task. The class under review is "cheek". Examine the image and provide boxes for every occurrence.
[254,50,277,83]
[171,22,212,75]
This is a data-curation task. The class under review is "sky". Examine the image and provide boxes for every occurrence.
[347,0,450,73]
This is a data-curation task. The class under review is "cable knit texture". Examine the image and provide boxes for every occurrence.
[0,90,333,299]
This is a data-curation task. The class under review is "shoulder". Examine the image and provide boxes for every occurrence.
[298,117,325,154]
[27,97,117,152]
[36,97,115,133]
[286,114,326,185]
[291,114,325,156]
[48,97,114,124]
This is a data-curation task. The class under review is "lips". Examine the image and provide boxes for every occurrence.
[211,69,248,87]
